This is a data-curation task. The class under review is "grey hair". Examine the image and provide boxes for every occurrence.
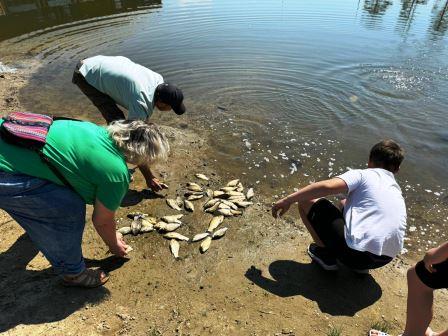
[107,120,170,165]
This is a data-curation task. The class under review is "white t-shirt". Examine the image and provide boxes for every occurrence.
[80,55,164,120]
[337,168,407,258]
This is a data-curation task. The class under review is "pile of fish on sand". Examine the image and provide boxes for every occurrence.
[116,174,254,259]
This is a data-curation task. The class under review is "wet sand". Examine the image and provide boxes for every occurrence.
[0,69,447,336]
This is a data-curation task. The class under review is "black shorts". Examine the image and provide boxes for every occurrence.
[415,259,448,289]
[307,198,392,270]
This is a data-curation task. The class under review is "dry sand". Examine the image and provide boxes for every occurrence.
[0,70,446,336]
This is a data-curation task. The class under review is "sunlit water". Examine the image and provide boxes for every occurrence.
[0,0,447,256]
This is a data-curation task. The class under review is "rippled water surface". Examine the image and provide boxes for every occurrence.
[0,0,447,253]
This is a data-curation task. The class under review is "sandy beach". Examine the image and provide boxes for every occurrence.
[0,68,446,336]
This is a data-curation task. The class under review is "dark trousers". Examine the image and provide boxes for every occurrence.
[72,62,125,124]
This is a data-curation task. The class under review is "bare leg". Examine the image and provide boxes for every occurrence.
[298,199,325,247]
[402,266,434,336]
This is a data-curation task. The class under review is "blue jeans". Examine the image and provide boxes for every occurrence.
[0,172,86,275]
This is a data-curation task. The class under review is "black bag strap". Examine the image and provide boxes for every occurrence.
[37,150,76,192]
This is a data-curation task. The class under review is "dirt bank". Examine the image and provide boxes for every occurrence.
[0,69,446,336]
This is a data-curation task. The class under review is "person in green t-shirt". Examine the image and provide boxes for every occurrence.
[0,119,169,288]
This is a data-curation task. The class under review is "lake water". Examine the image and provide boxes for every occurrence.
[0,0,447,254]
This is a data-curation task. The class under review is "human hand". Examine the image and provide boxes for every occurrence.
[272,198,292,218]
[147,177,168,192]
[108,232,130,258]
[423,247,446,273]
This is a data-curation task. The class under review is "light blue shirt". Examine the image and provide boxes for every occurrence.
[79,55,164,120]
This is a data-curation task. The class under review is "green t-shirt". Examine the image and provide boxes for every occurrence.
[0,119,130,211]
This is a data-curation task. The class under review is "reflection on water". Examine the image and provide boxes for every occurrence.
[0,0,447,254]
[0,0,161,40]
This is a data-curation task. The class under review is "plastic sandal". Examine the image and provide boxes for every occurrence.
[369,330,390,336]
[62,268,109,288]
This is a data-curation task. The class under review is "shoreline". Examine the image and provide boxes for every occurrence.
[0,64,447,336]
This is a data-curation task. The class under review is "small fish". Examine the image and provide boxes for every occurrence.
[213,190,225,198]
[220,186,237,192]
[230,209,243,216]
[200,236,212,253]
[117,226,132,235]
[175,196,184,208]
[167,199,182,211]
[142,217,157,225]
[233,200,253,208]
[246,188,254,200]
[225,191,245,197]
[218,203,231,210]
[131,217,142,235]
[206,189,214,198]
[187,194,204,201]
[215,208,233,217]
[227,195,246,201]
[203,198,220,209]
[184,191,204,197]
[184,199,195,212]
[195,173,209,181]
[235,182,244,192]
[163,232,190,241]
[226,179,240,187]
[220,199,239,210]
[207,215,224,232]
[162,214,184,223]
[212,227,228,239]
[155,222,181,232]
[140,223,154,233]
[126,212,148,219]
[187,182,202,192]
[192,232,210,242]
[170,239,180,259]
[205,202,221,213]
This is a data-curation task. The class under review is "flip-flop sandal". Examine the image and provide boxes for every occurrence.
[62,268,109,288]
[369,330,390,336]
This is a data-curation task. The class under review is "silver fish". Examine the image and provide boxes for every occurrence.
[187,182,202,192]
[192,232,210,242]
[226,191,245,197]
[155,222,181,232]
[206,189,214,198]
[215,208,233,217]
[118,226,132,235]
[212,227,228,239]
[235,182,244,192]
[175,196,184,208]
[163,232,190,241]
[246,188,254,200]
[142,217,157,225]
[220,186,237,192]
[207,215,224,232]
[205,202,221,213]
[140,223,154,233]
[170,239,180,259]
[184,191,204,197]
[227,196,246,201]
[162,214,184,223]
[230,209,243,216]
[233,200,253,208]
[187,194,204,201]
[203,198,220,209]
[218,203,231,210]
[213,190,226,198]
[131,217,142,235]
[167,199,182,211]
[195,173,209,181]
[200,236,212,253]
[226,179,240,187]
[184,199,195,212]
[220,199,239,210]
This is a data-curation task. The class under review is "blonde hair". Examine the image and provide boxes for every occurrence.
[107,120,170,165]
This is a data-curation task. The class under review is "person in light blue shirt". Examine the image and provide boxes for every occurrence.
[72,55,185,191]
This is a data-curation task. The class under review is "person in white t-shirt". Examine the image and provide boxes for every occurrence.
[272,139,407,272]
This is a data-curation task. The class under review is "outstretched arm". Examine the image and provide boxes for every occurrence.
[92,199,129,257]
[272,178,348,218]
[138,163,168,192]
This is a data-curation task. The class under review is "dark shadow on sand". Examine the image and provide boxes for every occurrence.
[245,260,382,316]
[0,234,127,332]
[120,188,165,207]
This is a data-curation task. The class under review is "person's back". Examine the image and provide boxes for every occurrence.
[341,167,407,258]
[0,119,130,210]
